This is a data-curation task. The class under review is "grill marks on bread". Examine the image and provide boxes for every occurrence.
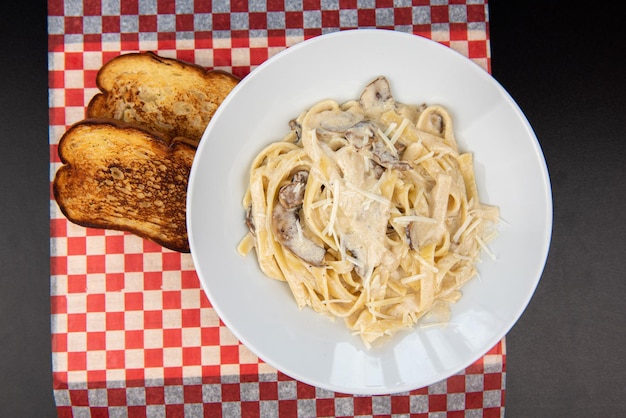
[53,120,195,252]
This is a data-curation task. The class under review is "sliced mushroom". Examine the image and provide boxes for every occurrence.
[272,202,326,267]
[289,119,302,141]
[278,170,309,209]
[344,120,378,149]
[371,139,411,171]
[245,204,255,236]
[360,76,395,119]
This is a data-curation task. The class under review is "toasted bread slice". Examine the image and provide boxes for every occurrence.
[87,52,239,146]
[53,119,195,252]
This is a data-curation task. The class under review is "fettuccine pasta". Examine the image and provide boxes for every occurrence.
[238,77,499,347]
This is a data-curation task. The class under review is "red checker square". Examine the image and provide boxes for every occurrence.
[201,327,220,346]
[158,0,175,14]
[465,391,483,409]
[162,291,181,309]
[259,381,277,400]
[67,352,87,371]
[82,69,99,87]
[67,275,87,293]
[241,402,261,418]
[467,4,486,22]
[250,47,269,65]
[164,370,184,384]
[484,407,504,418]
[106,273,125,292]
[125,253,144,272]
[220,345,239,364]
[143,311,163,329]
[203,403,222,417]
[86,228,106,237]
[377,0,394,7]
[156,34,177,49]
[146,386,165,403]
[249,12,267,29]
[181,271,199,289]
[316,398,335,417]
[51,333,67,353]
[125,292,144,311]
[163,329,182,347]
[321,10,339,27]
[303,0,320,10]
[357,9,376,26]
[448,411,465,418]
[69,389,89,406]
[240,364,260,380]
[49,70,65,89]
[447,374,466,393]
[102,15,120,33]
[51,295,67,315]
[182,309,200,327]
[450,23,468,41]
[200,293,211,308]
[67,313,86,332]
[107,350,125,369]
[67,236,86,255]
[267,30,286,46]
[107,387,127,406]
[89,407,109,417]
[231,31,250,47]
[139,15,157,32]
[213,48,232,67]
[183,347,201,365]
[176,14,195,31]
[125,330,144,349]
[339,0,357,8]
[285,11,303,28]
[64,16,83,34]
[394,7,413,25]
[144,348,164,367]
[184,385,203,403]
[429,393,448,412]
[65,52,84,70]
[48,0,64,15]
[87,370,107,388]
[87,255,106,274]
[125,368,145,387]
[127,406,147,418]
[49,107,66,127]
[50,256,67,276]
[166,405,185,417]
[87,332,106,351]
[279,400,298,418]
[201,365,221,383]
[296,381,316,399]
[105,235,125,254]
[50,217,67,237]
[121,0,138,14]
[143,272,163,290]
[212,13,231,30]
[106,312,125,330]
[353,397,372,414]
[465,361,484,375]
[484,373,502,390]
[162,252,182,271]
[56,406,72,418]
[468,40,488,60]
[230,0,249,12]
[430,5,450,24]
[267,0,284,11]
[142,240,163,253]
[391,396,410,413]
[222,383,241,402]
[120,34,139,51]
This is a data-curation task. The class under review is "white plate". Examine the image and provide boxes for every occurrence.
[187,29,552,395]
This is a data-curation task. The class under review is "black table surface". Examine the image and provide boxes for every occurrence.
[1,1,624,416]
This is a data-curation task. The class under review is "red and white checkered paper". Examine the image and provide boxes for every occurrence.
[48,1,505,416]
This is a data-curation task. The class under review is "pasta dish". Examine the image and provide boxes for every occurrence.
[238,77,499,347]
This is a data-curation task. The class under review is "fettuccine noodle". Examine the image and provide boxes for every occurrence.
[238,77,499,347]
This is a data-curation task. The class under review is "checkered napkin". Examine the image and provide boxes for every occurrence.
[48,0,505,416]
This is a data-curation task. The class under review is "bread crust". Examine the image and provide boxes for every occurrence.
[87,51,239,146]
[53,118,195,252]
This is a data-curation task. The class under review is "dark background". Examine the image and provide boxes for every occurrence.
[1,1,624,416]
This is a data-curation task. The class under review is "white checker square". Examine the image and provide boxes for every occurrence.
[143,329,164,349]
[105,330,126,350]
[163,347,183,367]
[87,350,106,370]
[86,312,106,332]
[125,349,145,369]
